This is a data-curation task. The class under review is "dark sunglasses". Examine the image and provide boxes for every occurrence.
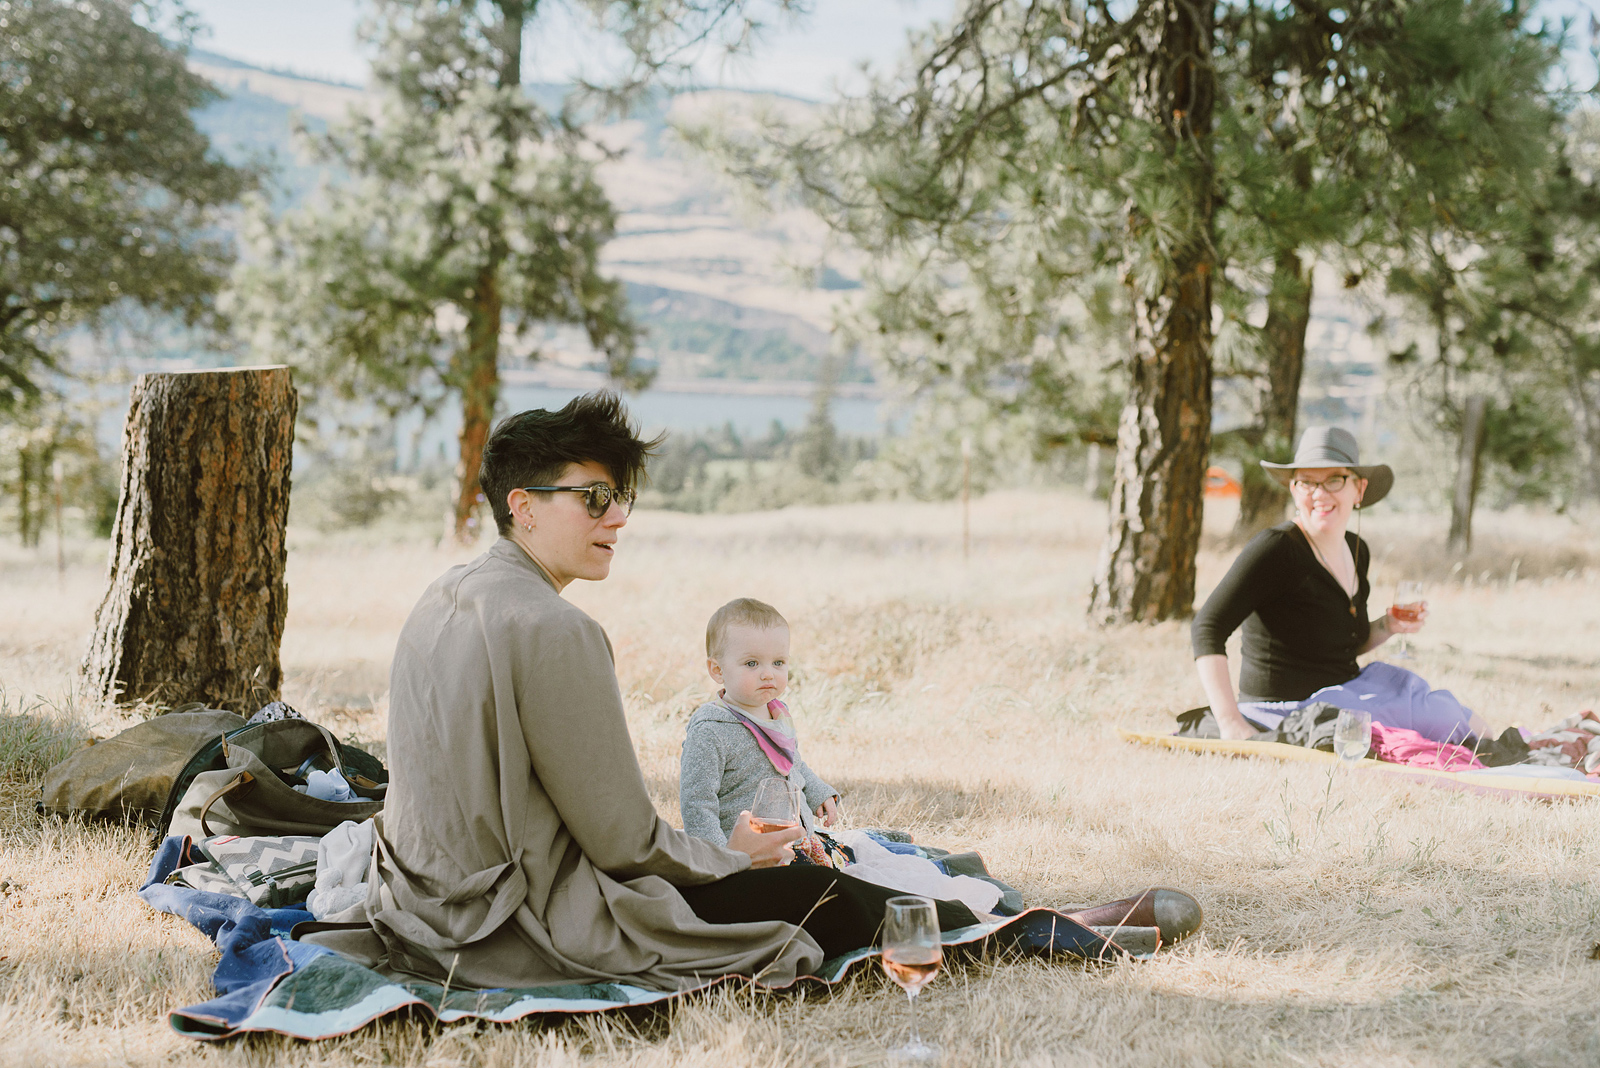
[523,482,635,518]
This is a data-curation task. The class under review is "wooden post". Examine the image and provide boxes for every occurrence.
[52,455,64,579]
[960,436,972,560]
[1446,393,1488,555]
[82,367,297,712]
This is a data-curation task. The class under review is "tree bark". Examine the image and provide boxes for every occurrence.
[447,0,524,542]
[1234,249,1312,540]
[81,367,297,712]
[1447,393,1488,554]
[1569,367,1600,505]
[1090,0,1216,624]
[451,266,503,541]
[18,445,36,547]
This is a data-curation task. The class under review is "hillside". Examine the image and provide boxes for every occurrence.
[184,50,1393,429]
[187,51,871,388]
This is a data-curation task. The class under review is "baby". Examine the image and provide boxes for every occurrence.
[679,598,840,847]
[679,598,1010,915]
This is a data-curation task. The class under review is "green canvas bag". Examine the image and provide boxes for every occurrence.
[166,718,386,840]
[36,708,247,824]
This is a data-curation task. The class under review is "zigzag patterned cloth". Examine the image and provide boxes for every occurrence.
[167,834,321,909]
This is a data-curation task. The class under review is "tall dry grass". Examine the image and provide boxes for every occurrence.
[2,491,1600,1067]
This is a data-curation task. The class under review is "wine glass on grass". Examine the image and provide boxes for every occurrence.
[882,895,942,1064]
[1334,709,1372,765]
[749,777,801,835]
[1390,580,1426,660]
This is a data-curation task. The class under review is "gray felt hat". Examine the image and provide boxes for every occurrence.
[1259,426,1393,507]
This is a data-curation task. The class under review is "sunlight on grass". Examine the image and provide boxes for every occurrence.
[1,491,1598,1066]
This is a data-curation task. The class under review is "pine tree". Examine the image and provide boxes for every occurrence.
[1216,0,1562,537]
[700,0,1566,618]
[235,0,813,540]
[701,0,1219,620]
[234,1,638,540]
[0,0,247,412]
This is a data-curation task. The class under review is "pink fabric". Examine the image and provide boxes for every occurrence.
[1369,723,1484,771]
[718,696,797,775]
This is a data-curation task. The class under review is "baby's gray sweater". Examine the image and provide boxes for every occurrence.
[678,701,838,846]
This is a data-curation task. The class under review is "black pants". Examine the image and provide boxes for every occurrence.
[677,866,979,960]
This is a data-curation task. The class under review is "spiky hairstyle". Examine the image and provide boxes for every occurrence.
[706,598,789,659]
[480,391,664,535]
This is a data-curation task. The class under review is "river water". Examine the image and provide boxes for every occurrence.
[399,384,889,469]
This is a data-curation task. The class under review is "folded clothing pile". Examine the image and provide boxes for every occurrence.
[1176,702,1528,769]
[164,819,374,919]
[1523,710,1600,773]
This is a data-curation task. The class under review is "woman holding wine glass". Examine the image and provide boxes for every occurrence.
[1189,427,1469,744]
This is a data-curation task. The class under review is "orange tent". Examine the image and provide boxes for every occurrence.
[1204,466,1241,498]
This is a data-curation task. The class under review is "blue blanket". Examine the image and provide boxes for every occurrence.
[141,836,1123,1040]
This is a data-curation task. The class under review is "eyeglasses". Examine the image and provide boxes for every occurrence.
[522,482,635,518]
[1290,475,1351,493]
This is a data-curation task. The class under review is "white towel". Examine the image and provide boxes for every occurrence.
[835,830,1003,916]
[307,818,374,921]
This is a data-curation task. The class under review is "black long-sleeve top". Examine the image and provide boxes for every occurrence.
[1190,522,1371,701]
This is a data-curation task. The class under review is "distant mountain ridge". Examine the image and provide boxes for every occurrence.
[186,49,873,388]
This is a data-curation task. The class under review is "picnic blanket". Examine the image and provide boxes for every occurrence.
[140,836,1129,1041]
[1118,729,1600,802]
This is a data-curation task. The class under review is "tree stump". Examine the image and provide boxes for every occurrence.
[82,367,297,712]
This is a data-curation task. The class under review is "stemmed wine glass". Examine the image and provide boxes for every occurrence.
[1390,580,1426,660]
[1334,709,1372,765]
[749,777,802,835]
[882,895,942,1064]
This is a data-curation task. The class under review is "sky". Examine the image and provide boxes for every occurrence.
[185,0,958,99]
[187,0,1600,99]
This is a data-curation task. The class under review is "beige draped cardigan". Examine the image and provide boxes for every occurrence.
[312,538,824,991]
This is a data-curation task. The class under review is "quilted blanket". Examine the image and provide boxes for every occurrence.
[140,836,1126,1040]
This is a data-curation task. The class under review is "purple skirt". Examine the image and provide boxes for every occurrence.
[1239,661,1487,745]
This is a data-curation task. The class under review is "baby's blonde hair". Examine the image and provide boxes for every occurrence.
[706,598,788,659]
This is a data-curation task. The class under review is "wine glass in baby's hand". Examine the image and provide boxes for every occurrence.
[882,896,942,1064]
[749,777,800,835]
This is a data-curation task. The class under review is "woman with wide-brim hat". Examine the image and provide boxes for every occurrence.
[1189,427,1430,742]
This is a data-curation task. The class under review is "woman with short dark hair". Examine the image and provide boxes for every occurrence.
[309,392,980,991]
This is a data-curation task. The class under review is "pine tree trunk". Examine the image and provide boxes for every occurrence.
[1090,0,1216,624]
[81,367,297,711]
[447,2,522,542]
[450,267,503,541]
[18,446,36,548]
[1235,249,1312,540]
[1569,367,1600,505]
[1447,393,1489,554]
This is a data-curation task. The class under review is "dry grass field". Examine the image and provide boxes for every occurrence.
[3,490,1600,1067]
